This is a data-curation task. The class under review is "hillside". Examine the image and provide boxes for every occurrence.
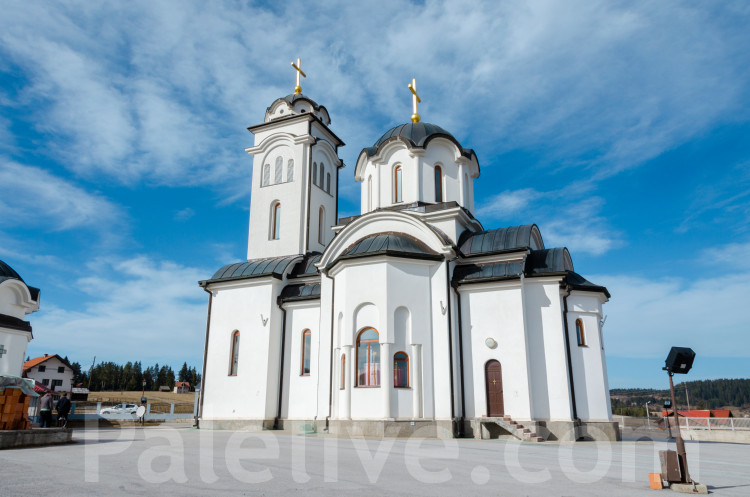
[610,378,750,417]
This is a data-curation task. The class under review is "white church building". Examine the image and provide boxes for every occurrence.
[0,260,40,378]
[198,74,618,441]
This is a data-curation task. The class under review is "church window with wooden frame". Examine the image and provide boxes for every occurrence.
[356,328,380,387]
[271,202,281,240]
[434,165,443,202]
[301,329,311,375]
[393,351,409,388]
[575,318,586,346]
[229,330,240,376]
[340,354,345,390]
[394,166,403,203]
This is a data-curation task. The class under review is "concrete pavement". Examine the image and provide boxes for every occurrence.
[1,424,749,496]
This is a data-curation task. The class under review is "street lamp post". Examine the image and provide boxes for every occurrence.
[663,346,696,485]
[646,401,651,428]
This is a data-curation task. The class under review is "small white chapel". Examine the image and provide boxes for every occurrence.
[198,61,618,441]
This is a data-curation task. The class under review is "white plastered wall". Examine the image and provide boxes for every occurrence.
[566,291,612,421]
[280,301,320,419]
[459,281,533,420]
[201,278,283,420]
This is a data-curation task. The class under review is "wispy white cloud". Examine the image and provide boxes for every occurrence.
[1,1,748,195]
[595,270,750,359]
[702,241,750,270]
[174,207,195,222]
[0,160,121,231]
[477,188,542,218]
[29,256,208,367]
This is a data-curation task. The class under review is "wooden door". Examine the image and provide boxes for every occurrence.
[485,360,504,417]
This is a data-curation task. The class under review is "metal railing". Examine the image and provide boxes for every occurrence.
[618,416,750,432]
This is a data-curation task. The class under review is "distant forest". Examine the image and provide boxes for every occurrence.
[62,358,201,392]
[610,379,750,417]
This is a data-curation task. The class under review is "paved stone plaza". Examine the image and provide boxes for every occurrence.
[1,424,749,496]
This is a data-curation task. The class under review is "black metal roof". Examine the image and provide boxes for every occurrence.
[451,247,609,297]
[279,283,321,303]
[201,255,301,286]
[289,252,322,278]
[524,248,574,274]
[280,93,321,110]
[362,122,474,159]
[458,225,542,256]
[336,232,442,264]
[0,313,32,333]
[452,261,524,284]
[0,260,40,301]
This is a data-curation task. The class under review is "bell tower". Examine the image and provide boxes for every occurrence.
[244,59,345,260]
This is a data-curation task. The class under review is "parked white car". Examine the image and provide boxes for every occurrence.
[100,403,139,415]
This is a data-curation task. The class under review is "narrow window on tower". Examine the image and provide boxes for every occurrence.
[576,318,586,346]
[394,351,409,388]
[326,172,331,193]
[394,166,403,203]
[274,157,283,184]
[263,164,270,186]
[313,162,318,186]
[287,159,294,182]
[434,165,443,202]
[301,329,311,375]
[318,206,326,245]
[229,330,240,375]
[271,202,281,240]
[367,176,373,212]
[319,162,325,187]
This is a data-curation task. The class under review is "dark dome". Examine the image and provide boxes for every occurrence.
[280,93,321,110]
[0,260,23,280]
[364,122,474,159]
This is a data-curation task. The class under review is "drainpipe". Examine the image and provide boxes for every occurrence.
[325,271,336,431]
[561,286,579,421]
[453,275,467,438]
[444,261,458,437]
[274,304,288,430]
[197,287,213,428]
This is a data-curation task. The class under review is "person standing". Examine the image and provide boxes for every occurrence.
[39,392,53,428]
[56,393,71,427]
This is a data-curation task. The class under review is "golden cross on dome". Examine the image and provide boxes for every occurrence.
[291,57,306,94]
[408,78,421,123]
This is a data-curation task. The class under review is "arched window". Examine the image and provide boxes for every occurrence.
[340,354,345,390]
[319,162,325,187]
[394,166,403,203]
[318,206,326,245]
[434,165,443,202]
[301,329,311,375]
[287,159,294,182]
[394,351,409,388]
[575,318,586,346]
[274,157,283,184]
[367,176,373,212]
[356,328,380,387]
[313,162,318,186]
[271,202,281,240]
[326,172,331,193]
[262,164,270,186]
[229,330,240,375]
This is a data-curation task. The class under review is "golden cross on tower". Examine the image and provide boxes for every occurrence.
[291,57,306,94]
[408,78,421,123]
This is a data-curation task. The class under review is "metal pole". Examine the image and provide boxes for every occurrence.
[685,383,691,411]
[669,373,691,483]
[646,401,651,428]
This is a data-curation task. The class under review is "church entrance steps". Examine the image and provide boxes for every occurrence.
[472,417,546,442]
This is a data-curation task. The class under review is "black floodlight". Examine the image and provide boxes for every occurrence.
[663,400,672,409]
[662,347,695,374]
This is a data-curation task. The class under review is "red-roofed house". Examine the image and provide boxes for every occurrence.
[174,381,190,394]
[22,354,74,392]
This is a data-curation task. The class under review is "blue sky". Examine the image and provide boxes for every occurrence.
[1,1,748,388]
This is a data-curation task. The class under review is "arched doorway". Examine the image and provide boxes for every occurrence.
[485,360,504,417]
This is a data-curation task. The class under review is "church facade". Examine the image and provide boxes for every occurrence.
[198,83,617,441]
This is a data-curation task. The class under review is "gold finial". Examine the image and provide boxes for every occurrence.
[291,57,306,94]
[408,78,421,123]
